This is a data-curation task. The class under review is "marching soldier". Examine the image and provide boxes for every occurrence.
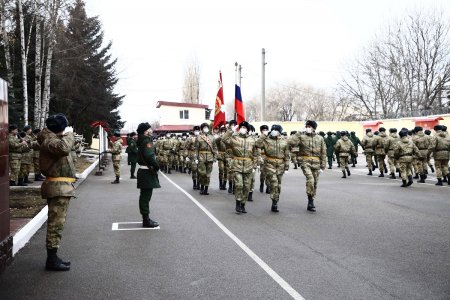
[373,127,388,177]
[178,133,189,173]
[424,129,435,173]
[222,121,258,213]
[290,120,326,212]
[108,131,123,184]
[19,125,34,184]
[128,132,138,179]
[8,125,28,186]
[413,127,431,183]
[215,126,228,190]
[257,124,289,212]
[324,131,334,169]
[194,123,217,195]
[394,129,421,187]
[349,131,362,167]
[428,125,450,186]
[31,128,45,181]
[136,122,160,228]
[258,125,270,194]
[361,129,376,175]
[386,128,400,179]
[226,120,238,194]
[334,131,355,178]
[162,133,175,174]
[38,113,75,271]
[289,131,300,169]
[186,127,200,189]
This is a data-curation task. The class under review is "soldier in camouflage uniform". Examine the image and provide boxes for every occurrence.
[361,129,376,175]
[127,132,138,179]
[428,125,450,186]
[424,129,435,173]
[394,129,421,187]
[373,127,388,177]
[194,123,217,195]
[38,113,75,271]
[178,133,189,173]
[215,126,228,190]
[247,125,258,201]
[108,131,123,184]
[226,120,238,194]
[385,128,400,179]
[334,131,355,178]
[413,126,431,183]
[257,125,270,194]
[8,125,28,186]
[186,127,200,189]
[289,131,300,169]
[289,120,326,212]
[324,131,334,169]
[162,133,175,174]
[222,121,258,213]
[31,128,45,181]
[136,122,160,228]
[256,124,289,212]
[171,134,180,171]
[19,125,34,184]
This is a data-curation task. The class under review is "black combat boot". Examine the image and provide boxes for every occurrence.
[294,163,298,169]
[443,176,448,183]
[235,201,242,213]
[203,186,209,195]
[199,185,205,195]
[167,167,172,174]
[222,180,227,190]
[193,179,197,190]
[111,176,120,184]
[389,173,396,179]
[188,168,192,174]
[130,173,137,179]
[271,201,279,212]
[46,248,70,271]
[24,176,33,183]
[435,178,443,186]
[406,175,413,186]
[259,182,264,193]
[240,202,247,213]
[378,171,384,177]
[228,181,233,194]
[142,214,159,228]
[400,180,408,187]
[430,165,435,173]
[367,170,372,176]
[307,195,316,212]
[247,191,253,202]
[9,180,16,186]
[341,170,347,178]
[413,173,419,179]
[18,178,27,186]
[266,186,271,194]
[34,174,45,181]
[418,174,426,183]
[346,168,351,176]
[328,165,332,169]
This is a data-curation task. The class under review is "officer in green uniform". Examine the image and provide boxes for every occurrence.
[394,129,421,187]
[324,131,334,169]
[108,131,123,184]
[349,131,362,167]
[136,122,160,228]
[8,125,28,186]
[334,131,356,178]
[38,113,75,271]
[127,132,138,179]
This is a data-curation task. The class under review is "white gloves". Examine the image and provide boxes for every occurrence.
[186,157,190,162]
[64,126,74,134]
[195,159,199,164]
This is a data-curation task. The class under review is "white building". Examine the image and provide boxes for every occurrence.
[154,101,211,133]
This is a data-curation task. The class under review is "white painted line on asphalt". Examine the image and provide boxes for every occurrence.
[161,173,305,300]
[111,222,160,231]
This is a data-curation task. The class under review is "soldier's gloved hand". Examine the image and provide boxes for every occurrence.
[195,159,199,164]
[252,168,256,173]
[186,157,190,162]
[64,126,74,134]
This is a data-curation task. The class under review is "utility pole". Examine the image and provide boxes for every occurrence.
[234,62,243,121]
[261,48,266,122]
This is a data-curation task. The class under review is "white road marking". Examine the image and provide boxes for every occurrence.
[112,222,160,231]
[160,172,305,300]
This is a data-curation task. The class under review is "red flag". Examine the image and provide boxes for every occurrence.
[235,82,245,124]
[213,71,226,128]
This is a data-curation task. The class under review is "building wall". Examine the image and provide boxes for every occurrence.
[0,78,12,273]
[159,106,206,126]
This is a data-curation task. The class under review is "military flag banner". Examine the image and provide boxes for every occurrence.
[213,71,225,128]
[235,81,245,124]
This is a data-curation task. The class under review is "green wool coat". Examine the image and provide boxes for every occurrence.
[137,135,161,189]
[127,138,138,163]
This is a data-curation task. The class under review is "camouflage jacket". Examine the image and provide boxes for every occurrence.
[8,133,28,160]
[37,128,76,198]
[334,136,355,157]
[194,133,217,163]
[257,135,290,175]
[393,137,421,163]
[428,131,450,160]
[162,138,176,152]
[221,129,258,173]
[127,138,138,163]
[361,132,375,154]
[373,132,388,155]
[289,132,327,169]
[214,135,228,161]
[386,133,400,157]
[109,138,123,161]
[414,131,431,159]
[20,133,34,164]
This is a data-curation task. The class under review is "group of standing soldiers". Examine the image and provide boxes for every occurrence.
[150,120,326,214]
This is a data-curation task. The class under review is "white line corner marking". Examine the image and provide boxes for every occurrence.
[112,222,160,231]
[161,173,305,300]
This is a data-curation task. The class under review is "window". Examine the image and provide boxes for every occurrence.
[179,109,189,119]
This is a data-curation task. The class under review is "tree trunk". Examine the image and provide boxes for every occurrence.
[40,41,54,126]
[0,0,13,90]
[34,3,42,128]
[17,0,29,125]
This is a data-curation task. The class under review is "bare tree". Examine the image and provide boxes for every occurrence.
[182,58,200,104]
[244,98,260,122]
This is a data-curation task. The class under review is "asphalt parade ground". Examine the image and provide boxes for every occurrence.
[1,156,449,300]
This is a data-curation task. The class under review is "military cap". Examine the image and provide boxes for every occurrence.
[46,113,68,133]
[193,125,200,131]
[113,130,121,137]
[200,122,209,130]
[130,132,137,137]
[424,129,431,135]
[407,130,413,136]
[399,130,408,138]
[9,124,18,132]
[249,125,255,132]
[271,124,283,133]
[374,131,379,135]
[137,122,151,134]
[305,120,317,129]
[260,124,269,131]
[290,131,297,135]
[33,128,41,134]
[319,131,325,136]
[23,125,32,132]
[340,131,347,136]
[239,121,251,131]
[379,127,386,132]
[389,128,397,133]
[366,128,372,133]
[350,131,355,135]
[327,131,332,135]
[413,126,422,132]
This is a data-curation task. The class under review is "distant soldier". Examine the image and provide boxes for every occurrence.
[31,128,45,181]
[128,132,138,179]
[394,129,421,187]
[136,122,160,228]
[161,133,175,174]
[428,125,450,186]
[178,133,188,173]
[373,127,388,177]
[324,131,334,169]
[171,134,180,171]
[289,131,300,169]
[424,129,435,173]
[8,125,28,186]
[385,128,400,179]
[19,125,34,184]
[38,113,75,271]
[186,126,200,189]
[334,131,355,178]
[333,131,341,167]
[257,124,289,212]
[349,131,362,167]
[361,129,376,175]
[194,123,217,195]
[108,131,123,184]
[413,127,431,183]
[226,120,238,194]
[222,121,258,214]
[125,133,131,165]
[247,124,258,201]
[290,120,326,212]
[257,125,270,194]
[215,126,228,190]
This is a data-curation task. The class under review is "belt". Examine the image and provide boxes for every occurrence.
[218,151,225,154]
[199,151,212,154]
[266,157,284,162]
[46,177,76,183]
[139,166,150,169]
[301,156,320,160]
[233,157,252,161]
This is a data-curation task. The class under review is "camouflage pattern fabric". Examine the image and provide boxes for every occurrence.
[46,196,71,249]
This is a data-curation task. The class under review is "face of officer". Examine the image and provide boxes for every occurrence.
[305,125,313,134]
[202,127,209,133]
[239,127,248,135]
[145,128,153,137]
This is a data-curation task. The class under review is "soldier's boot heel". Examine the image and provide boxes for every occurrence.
[111,176,120,184]
[265,186,271,194]
[46,249,70,272]
[167,168,172,174]
[240,203,247,213]
[341,171,347,178]
[235,201,242,213]
[389,173,396,179]
[228,181,233,194]
[367,170,372,176]
[378,171,384,177]
[413,174,419,179]
[435,178,443,186]
[271,201,279,212]
[259,182,264,193]
[247,191,253,202]
[203,186,209,195]
[430,166,435,173]
[400,180,408,187]
[199,185,204,195]
[443,176,448,183]
[142,214,158,228]
[192,180,197,190]
[418,174,426,183]
[406,175,413,186]
[294,163,298,169]
[346,168,351,176]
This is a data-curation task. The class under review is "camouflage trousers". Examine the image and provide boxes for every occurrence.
[218,159,228,182]
[266,171,283,202]
[191,161,198,180]
[162,153,172,167]
[227,158,234,184]
[300,162,320,198]
[435,159,449,179]
[415,158,428,175]
[234,172,253,203]
[427,157,434,170]
[399,162,412,180]
[139,188,153,215]
[339,156,350,171]
[376,155,386,173]
[387,156,398,174]
[9,158,21,182]
[19,163,32,178]
[46,196,71,249]
[365,153,374,170]
[33,157,40,174]
[198,161,213,186]
[112,160,121,176]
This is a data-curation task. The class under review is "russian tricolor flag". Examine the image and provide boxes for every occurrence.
[235,83,245,124]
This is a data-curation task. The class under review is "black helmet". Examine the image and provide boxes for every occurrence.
[379,127,386,132]
[366,128,372,133]
[200,122,209,130]
[414,126,423,132]
[389,128,397,133]
[399,130,408,138]
[193,125,200,131]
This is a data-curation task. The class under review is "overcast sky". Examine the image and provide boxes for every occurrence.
[85,0,448,130]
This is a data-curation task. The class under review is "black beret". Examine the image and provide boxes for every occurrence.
[319,131,325,136]
[434,125,443,131]
[137,122,151,134]
[9,124,18,132]
[23,125,32,132]
[305,120,317,129]
[389,128,397,133]
[290,131,297,135]
[366,128,372,133]
[327,131,332,135]
[249,125,255,132]
[46,113,68,133]
[271,124,283,133]
[374,131,379,135]
[239,121,250,131]
[200,122,209,130]
[399,130,408,138]
[379,127,386,132]
[350,131,355,135]
[260,125,269,131]
[340,131,347,136]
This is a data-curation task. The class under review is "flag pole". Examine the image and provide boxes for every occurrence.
[235,62,238,121]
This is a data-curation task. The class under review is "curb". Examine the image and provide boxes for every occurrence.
[12,158,100,256]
